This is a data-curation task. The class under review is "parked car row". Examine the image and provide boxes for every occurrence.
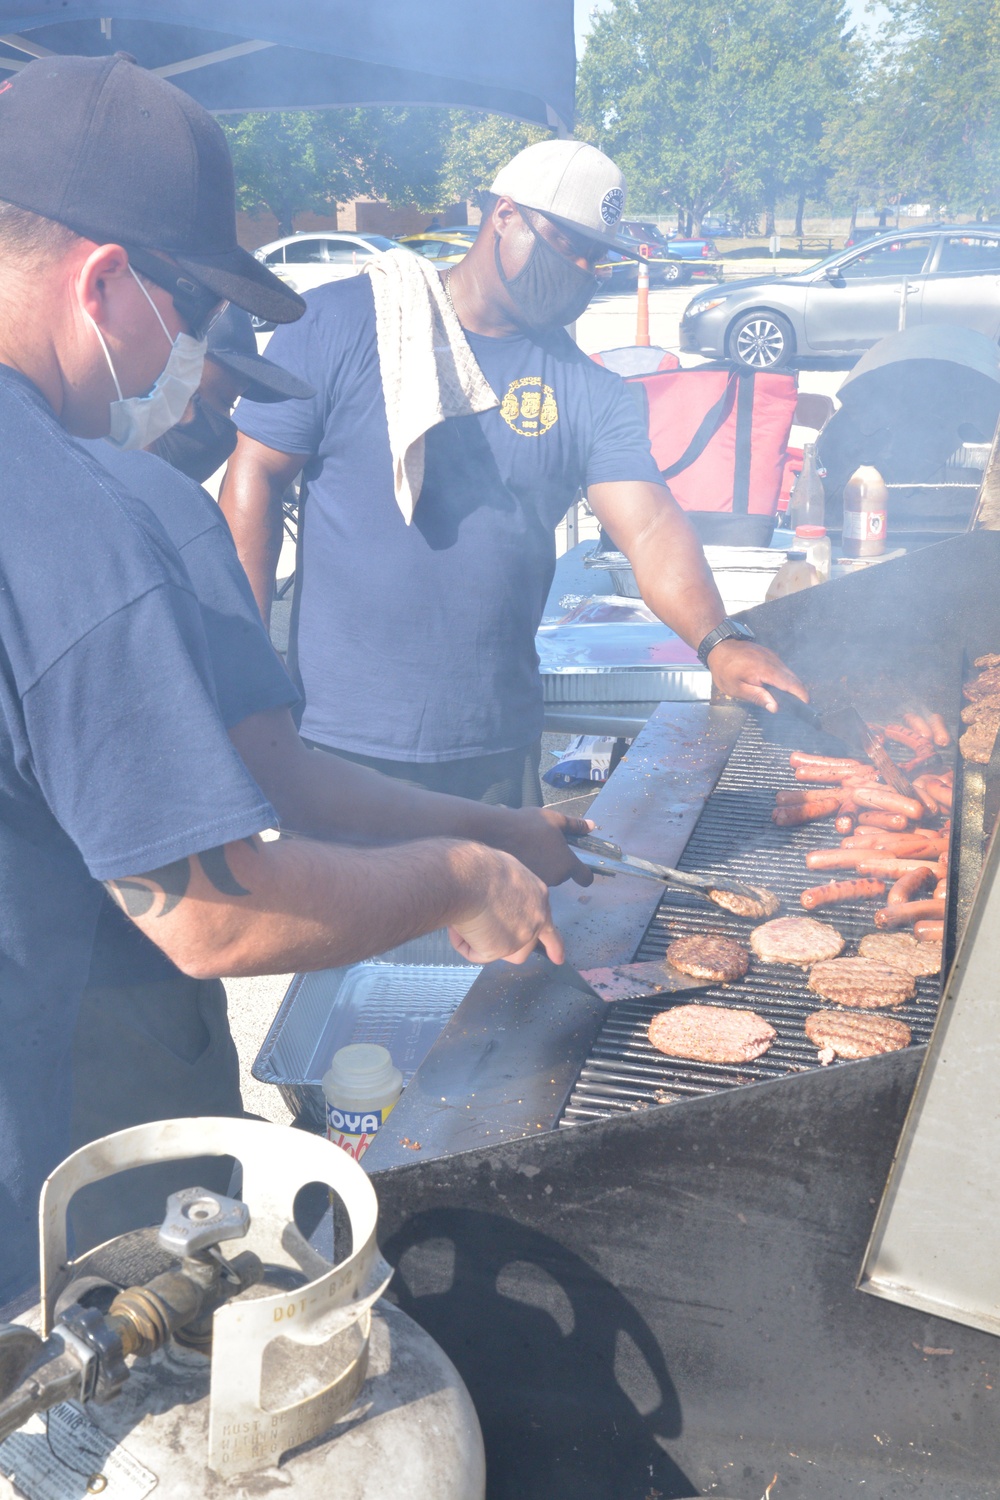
[680,224,1000,370]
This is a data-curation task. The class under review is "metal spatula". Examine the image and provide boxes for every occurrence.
[569,834,767,906]
[578,960,714,1002]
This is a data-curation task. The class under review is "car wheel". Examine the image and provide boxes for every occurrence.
[659,261,683,283]
[727,310,794,370]
[250,314,275,334]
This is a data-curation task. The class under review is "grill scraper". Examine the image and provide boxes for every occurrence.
[770,688,918,800]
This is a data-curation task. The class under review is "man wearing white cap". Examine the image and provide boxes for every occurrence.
[223,141,804,804]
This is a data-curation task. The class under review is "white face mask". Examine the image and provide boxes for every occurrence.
[87,265,207,451]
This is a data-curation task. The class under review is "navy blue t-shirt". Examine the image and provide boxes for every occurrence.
[0,368,275,1303]
[79,444,300,991]
[236,276,661,762]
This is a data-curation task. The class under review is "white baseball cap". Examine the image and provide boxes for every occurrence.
[490,140,628,250]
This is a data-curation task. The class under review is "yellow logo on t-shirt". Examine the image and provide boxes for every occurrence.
[499,376,559,437]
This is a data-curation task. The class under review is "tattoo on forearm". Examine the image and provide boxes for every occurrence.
[104,842,251,919]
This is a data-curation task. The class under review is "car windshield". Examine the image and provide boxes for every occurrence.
[800,236,928,276]
[360,235,399,251]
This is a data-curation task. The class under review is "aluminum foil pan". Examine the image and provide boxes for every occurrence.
[252,930,481,1131]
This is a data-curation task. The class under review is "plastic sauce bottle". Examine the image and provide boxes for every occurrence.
[323,1043,403,1162]
[789,441,826,530]
[764,548,821,601]
[843,465,888,557]
[793,524,831,582]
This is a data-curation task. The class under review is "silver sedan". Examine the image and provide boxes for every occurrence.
[679,226,1000,370]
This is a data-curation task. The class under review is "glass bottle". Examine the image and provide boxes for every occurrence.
[765,548,821,601]
[789,442,826,530]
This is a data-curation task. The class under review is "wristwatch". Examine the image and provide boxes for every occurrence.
[696,617,756,667]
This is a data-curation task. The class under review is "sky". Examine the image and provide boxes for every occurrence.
[574,0,879,57]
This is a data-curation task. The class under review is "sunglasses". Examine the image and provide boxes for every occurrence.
[123,245,229,340]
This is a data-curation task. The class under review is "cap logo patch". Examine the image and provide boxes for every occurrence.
[600,187,624,226]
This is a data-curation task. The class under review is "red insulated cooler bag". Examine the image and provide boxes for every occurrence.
[623,364,798,545]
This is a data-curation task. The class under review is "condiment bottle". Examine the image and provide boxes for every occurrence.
[843,465,887,557]
[764,548,821,601]
[322,1043,403,1162]
[789,441,826,529]
[793,524,831,583]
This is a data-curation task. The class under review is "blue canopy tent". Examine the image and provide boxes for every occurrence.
[0,1,575,127]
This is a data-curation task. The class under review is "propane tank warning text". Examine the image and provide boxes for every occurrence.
[0,1402,157,1499]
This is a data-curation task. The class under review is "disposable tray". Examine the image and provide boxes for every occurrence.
[252,930,481,1132]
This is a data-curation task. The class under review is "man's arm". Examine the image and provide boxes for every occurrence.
[219,434,306,623]
[228,707,594,887]
[588,480,806,712]
[105,831,563,977]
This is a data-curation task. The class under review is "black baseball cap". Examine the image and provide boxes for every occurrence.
[0,52,304,326]
[206,306,315,404]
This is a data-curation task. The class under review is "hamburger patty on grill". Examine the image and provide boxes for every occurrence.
[859,932,943,978]
[666,935,750,982]
[805,1009,912,1063]
[750,916,845,967]
[807,957,916,1007]
[707,884,780,919]
[648,1004,776,1064]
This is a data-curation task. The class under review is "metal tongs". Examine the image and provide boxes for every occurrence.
[568,833,764,904]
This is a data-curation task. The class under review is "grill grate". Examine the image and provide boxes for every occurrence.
[562,713,948,1125]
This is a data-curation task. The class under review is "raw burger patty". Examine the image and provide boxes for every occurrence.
[707,884,780,919]
[805,1010,912,1062]
[807,957,915,1008]
[750,916,844,967]
[665,935,749,982]
[648,1004,776,1064]
[859,932,943,978]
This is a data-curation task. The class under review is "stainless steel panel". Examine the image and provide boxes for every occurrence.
[364,701,745,1171]
[860,808,1000,1335]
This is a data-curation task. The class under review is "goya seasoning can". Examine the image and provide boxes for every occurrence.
[322,1043,403,1161]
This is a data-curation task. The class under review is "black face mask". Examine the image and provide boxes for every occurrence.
[494,217,600,329]
[150,395,238,483]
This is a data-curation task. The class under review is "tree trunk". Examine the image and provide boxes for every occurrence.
[794,190,806,237]
[676,207,685,234]
[684,210,693,237]
[277,214,295,237]
[848,200,858,237]
[878,206,888,227]
[690,212,702,237]
[764,199,775,236]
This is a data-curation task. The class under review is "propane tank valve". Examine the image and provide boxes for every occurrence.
[0,1186,261,1441]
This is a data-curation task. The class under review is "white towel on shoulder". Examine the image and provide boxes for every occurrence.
[363,248,498,524]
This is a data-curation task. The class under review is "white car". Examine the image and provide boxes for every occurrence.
[251,231,400,321]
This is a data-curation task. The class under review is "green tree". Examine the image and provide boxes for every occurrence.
[221,108,450,236]
[438,111,553,204]
[577,0,852,236]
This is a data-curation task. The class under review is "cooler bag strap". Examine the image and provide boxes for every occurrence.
[659,371,739,481]
[730,371,756,513]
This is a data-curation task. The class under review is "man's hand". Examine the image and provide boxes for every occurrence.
[706,639,808,713]
[447,844,565,966]
[495,808,596,887]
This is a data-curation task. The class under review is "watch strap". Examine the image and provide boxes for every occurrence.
[696,618,755,667]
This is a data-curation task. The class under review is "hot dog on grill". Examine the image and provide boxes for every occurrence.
[800,879,886,909]
[772,798,840,826]
[805,849,864,871]
[884,723,934,753]
[857,811,911,832]
[874,898,947,929]
[855,856,941,878]
[904,712,934,741]
[852,786,926,822]
[789,753,868,773]
[926,712,951,747]
[887,866,936,905]
[915,919,945,942]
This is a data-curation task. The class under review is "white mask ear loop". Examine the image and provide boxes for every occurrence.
[128,264,174,347]
[86,312,124,402]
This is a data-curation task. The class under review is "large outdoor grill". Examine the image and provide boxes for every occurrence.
[363,529,1000,1500]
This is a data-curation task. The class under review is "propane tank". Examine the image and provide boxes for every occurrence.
[0,1117,485,1499]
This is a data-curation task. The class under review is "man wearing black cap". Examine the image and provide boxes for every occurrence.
[223,139,804,806]
[0,53,563,1304]
[149,304,316,483]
